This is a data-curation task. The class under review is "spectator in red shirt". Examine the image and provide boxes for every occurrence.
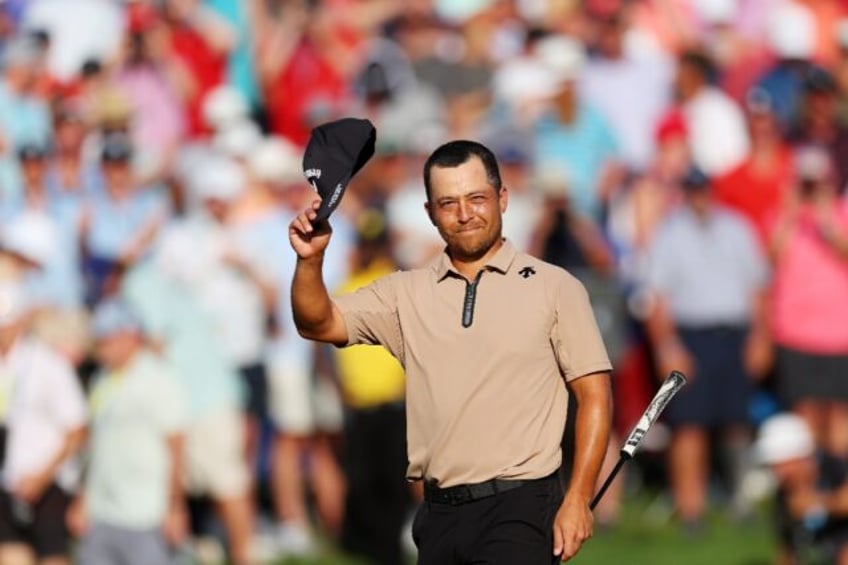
[162,0,235,137]
[714,87,794,247]
[258,0,357,147]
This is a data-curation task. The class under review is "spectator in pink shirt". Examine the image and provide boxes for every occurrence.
[769,146,848,458]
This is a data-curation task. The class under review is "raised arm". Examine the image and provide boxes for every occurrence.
[289,198,349,345]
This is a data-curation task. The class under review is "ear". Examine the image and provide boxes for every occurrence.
[424,200,436,226]
[499,186,509,214]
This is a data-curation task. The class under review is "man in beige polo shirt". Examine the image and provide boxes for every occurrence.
[289,140,612,563]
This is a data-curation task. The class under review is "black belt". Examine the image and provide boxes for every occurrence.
[423,474,551,506]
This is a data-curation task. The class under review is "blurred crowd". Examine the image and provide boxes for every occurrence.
[0,0,847,564]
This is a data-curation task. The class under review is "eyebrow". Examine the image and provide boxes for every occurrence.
[437,190,491,202]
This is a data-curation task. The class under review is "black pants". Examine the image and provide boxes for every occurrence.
[341,403,411,565]
[413,474,563,565]
[0,484,71,558]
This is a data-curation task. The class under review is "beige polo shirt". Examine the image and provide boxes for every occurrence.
[335,240,611,487]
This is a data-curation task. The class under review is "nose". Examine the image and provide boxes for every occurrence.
[457,200,472,223]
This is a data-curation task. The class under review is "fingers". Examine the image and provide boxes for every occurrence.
[558,528,592,561]
[561,527,591,561]
[290,199,323,235]
[553,521,563,558]
[553,517,592,561]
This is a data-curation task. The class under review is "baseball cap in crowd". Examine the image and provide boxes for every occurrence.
[755,413,815,465]
[213,119,262,160]
[202,86,249,132]
[91,299,146,340]
[0,281,29,329]
[17,142,49,162]
[302,117,376,222]
[248,137,302,186]
[767,0,814,60]
[0,212,55,268]
[101,132,133,163]
[535,34,586,88]
[3,35,41,69]
[191,156,245,202]
[655,111,688,144]
[804,66,837,94]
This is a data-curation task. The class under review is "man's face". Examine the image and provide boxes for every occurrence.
[103,159,132,191]
[425,157,507,261]
[20,157,46,187]
[95,332,140,369]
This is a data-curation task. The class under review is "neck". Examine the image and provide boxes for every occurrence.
[450,238,504,280]
[109,350,139,373]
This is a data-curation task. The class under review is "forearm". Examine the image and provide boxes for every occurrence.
[166,435,185,506]
[292,255,335,339]
[645,296,679,349]
[566,373,613,502]
[40,427,86,481]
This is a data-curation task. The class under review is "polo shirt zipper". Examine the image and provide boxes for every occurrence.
[462,270,484,328]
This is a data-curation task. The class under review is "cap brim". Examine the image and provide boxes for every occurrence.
[312,172,352,222]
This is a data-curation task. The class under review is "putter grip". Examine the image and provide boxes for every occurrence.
[621,370,687,458]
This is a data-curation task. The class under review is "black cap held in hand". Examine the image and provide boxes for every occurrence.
[302,117,377,222]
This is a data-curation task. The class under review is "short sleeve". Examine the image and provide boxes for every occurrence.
[551,273,612,381]
[46,356,87,430]
[334,272,405,363]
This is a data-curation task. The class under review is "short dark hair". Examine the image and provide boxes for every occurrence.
[423,140,502,201]
[680,49,716,83]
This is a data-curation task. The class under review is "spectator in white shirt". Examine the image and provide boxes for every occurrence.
[0,278,86,565]
[674,50,750,176]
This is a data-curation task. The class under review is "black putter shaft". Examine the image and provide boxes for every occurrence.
[590,454,629,510]
[589,370,688,511]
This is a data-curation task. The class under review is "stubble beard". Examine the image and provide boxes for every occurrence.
[444,220,502,263]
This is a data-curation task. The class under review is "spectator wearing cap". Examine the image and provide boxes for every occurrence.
[2,142,87,310]
[767,146,848,458]
[0,34,51,200]
[116,251,255,564]
[0,278,86,565]
[333,208,412,565]
[670,49,749,176]
[713,87,795,247]
[72,299,188,565]
[82,133,170,305]
[755,413,848,564]
[531,34,621,223]
[45,99,100,209]
[234,137,349,556]
[645,165,770,528]
[607,110,691,284]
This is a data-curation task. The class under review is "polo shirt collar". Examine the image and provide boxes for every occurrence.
[431,239,518,281]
